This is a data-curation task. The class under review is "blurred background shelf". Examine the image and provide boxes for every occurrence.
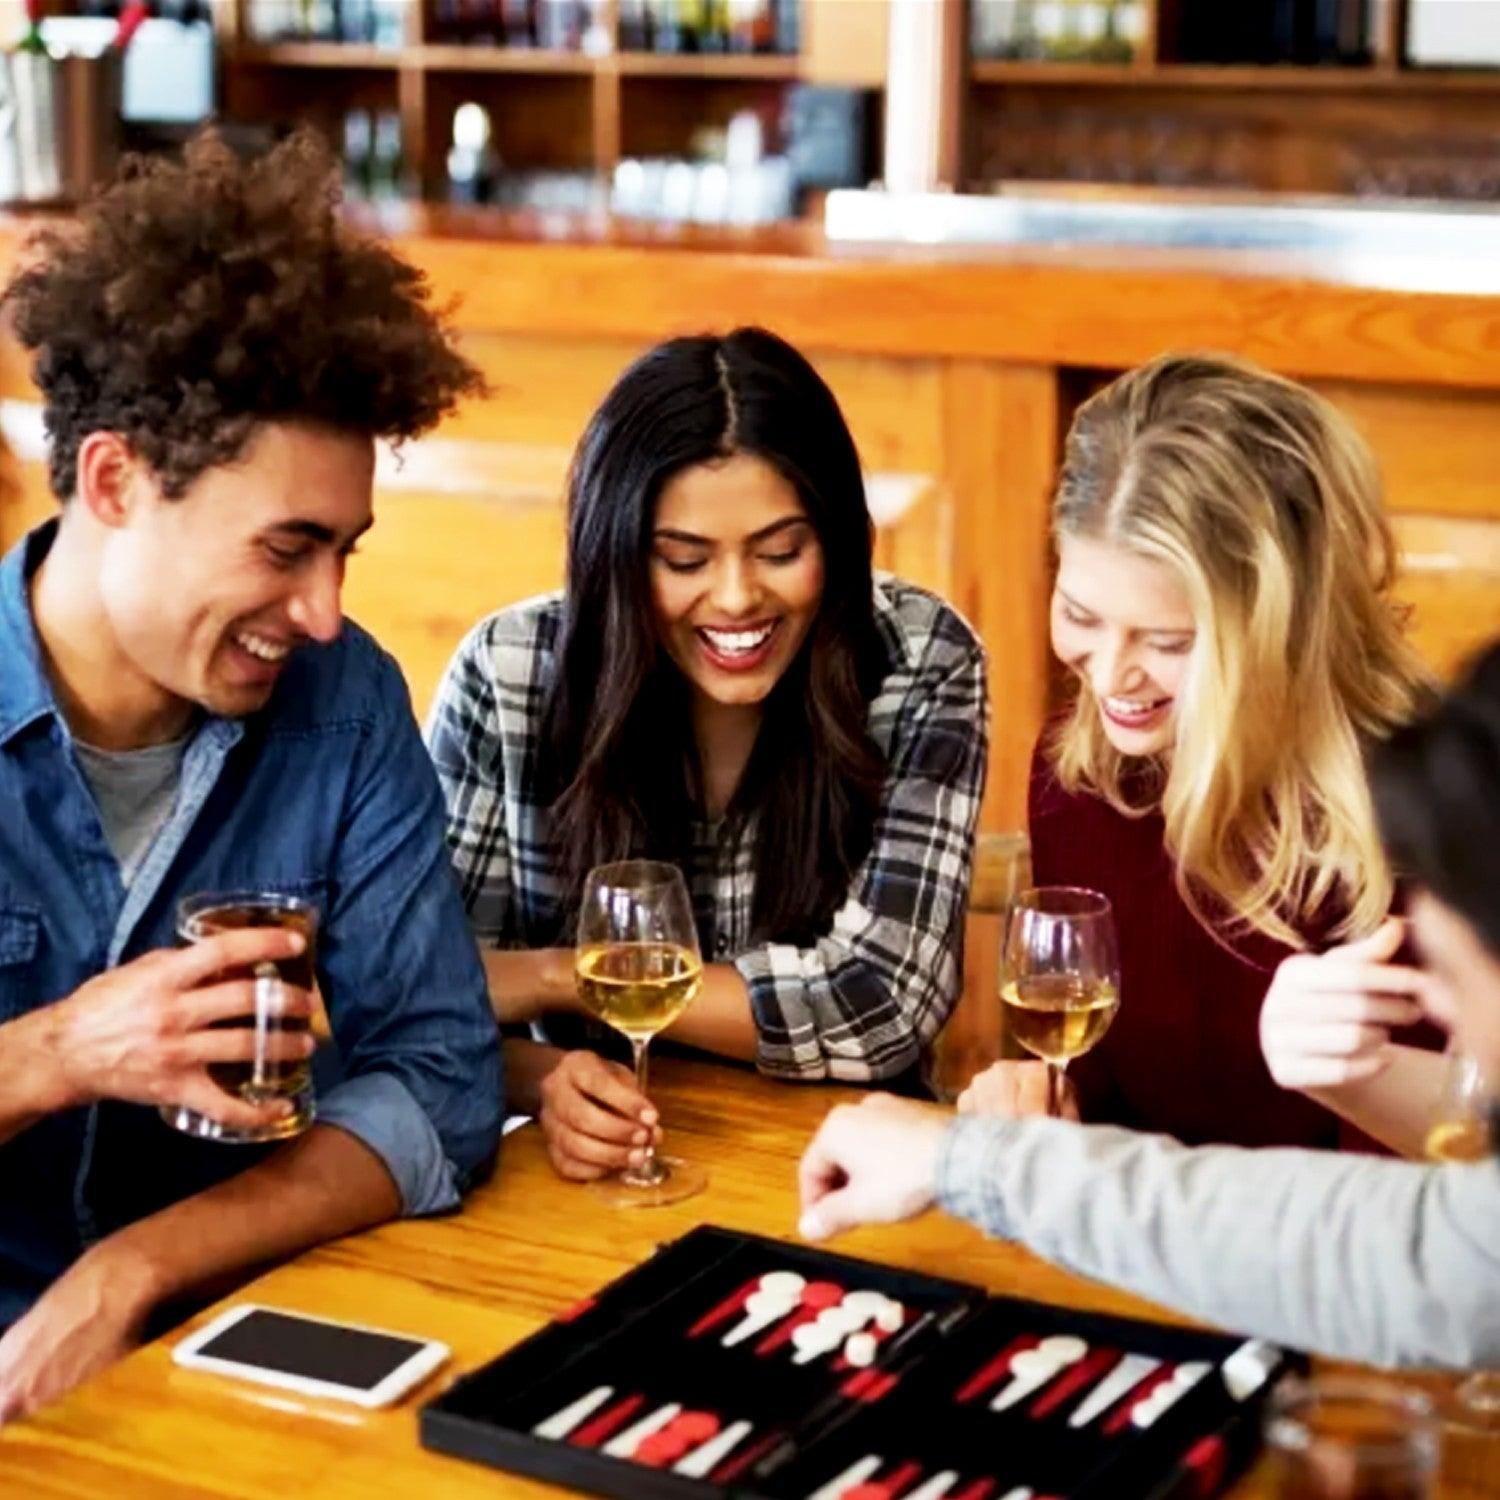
[204,1,1500,214]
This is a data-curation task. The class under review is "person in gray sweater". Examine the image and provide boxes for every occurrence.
[798,642,1500,1370]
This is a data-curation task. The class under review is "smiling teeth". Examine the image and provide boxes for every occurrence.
[1105,696,1166,717]
[702,624,774,656]
[236,631,290,663]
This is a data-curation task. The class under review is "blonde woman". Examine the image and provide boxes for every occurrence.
[962,352,1444,1154]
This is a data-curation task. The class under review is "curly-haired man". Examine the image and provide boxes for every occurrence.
[0,131,501,1419]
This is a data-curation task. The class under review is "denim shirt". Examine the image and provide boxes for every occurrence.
[0,523,503,1328]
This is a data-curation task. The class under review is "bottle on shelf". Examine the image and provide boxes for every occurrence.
[580,0,611,54]
[368,111,404,200]
[772,0,798,54]
[535,0,585,50]
[1175,0,1370,67]
[727,0,775,53]
[676,0,707,51]
[459,0,499,45]
[619,0,650,49]
[502,0,535,46]
[298,0,339,40]
[647,0,684,53]
[699,0,732,52]
[343,109,373,200]
[447,101,500,203]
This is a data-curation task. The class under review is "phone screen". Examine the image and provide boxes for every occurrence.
[193,1309,429,1391]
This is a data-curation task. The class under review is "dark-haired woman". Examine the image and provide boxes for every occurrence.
[426,328,987,1181]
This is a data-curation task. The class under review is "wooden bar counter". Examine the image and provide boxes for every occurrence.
[2,204,1499,825]
[0,1055,1488,1497]
[1,203,1497,1070]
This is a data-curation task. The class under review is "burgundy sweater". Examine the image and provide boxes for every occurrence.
[1028,743,1420,1152]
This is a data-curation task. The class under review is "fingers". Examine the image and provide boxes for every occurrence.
[797,1116,856,1241]
[165,1079,298,1131]
[564,1054,657,1127]
[799,1185,856,1242]
[540,1051,664,1183]
[1271,1047,1394,1090]
[169,927,307,987]
[797,1112,850,1214]
[1295,963,1430,1000]
[952,1061,1051,1119]
[180,1024,316,1068]
[1271,1021,1391,1058]
[1334,917,1405,963]
[544,1133,617,1181]
[1270,991,1426,1027]
[548,1082,648,1148]
[179,980,316,1030]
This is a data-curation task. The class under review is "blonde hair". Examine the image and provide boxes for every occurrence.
[1050,353,1433,949]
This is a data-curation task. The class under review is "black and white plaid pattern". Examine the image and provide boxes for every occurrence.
[425,575,988,1082]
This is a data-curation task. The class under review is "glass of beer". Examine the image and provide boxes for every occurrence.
[160,890,319,1144]
[576,860,705,1207]
[1265,1377,1439,1499]
[1424,1053,1500,1433]
[1424,1051,1494,1164]
[1000,886,1120,1117]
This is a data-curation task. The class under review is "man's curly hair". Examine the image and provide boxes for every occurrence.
[2,127,484,501]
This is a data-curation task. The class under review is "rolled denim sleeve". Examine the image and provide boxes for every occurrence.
[316,1073,461,1215]
[319,642,503,1212]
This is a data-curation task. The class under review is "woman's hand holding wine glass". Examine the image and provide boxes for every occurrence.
[573,859,708,1207]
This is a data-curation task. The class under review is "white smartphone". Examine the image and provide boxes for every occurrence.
[173,1304,450,1408]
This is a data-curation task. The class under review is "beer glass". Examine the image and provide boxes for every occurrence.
[160,890,319,1144]
[1265,1377,1439,1499]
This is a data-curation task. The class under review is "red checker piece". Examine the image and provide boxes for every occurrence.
[801,1281,845,1310]
[635,1434,694,1468]
[673,1412,721,1442]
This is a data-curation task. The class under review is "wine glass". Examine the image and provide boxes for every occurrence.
[1001,887,1120,1117]
[1425,1052,1500,1433]
[576,859,707,1207]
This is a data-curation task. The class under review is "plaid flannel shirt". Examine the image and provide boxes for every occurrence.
[425,575,988,1082]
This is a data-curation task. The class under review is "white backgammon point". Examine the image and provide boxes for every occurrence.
[1036,1335,1088,1362]
[759,1271,807,1300]
[1221,1343,1278,1401]
[840,1290,891,1320]
[817,1305,865,1337]
[1008,1348,1065,1380]
[792,1321,846,1363]
[746,1288,799,1317]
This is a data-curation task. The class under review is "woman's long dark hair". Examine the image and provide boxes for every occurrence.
[541,327,887,943]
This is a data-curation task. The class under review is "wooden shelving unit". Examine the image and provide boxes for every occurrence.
[217,0,1500,207]
[218,0,826,203]
[966,0,1500,196]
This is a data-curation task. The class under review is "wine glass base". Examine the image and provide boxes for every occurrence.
[588,1155,707,1208]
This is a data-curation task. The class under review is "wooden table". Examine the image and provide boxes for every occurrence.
[0,1058,1487,1497]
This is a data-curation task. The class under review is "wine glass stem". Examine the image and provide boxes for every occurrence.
[631,1035,659,1177]
[1046,1061,1064,1118]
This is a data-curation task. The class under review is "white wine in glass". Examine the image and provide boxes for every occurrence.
[1001,887,1120,1116]
[576,859,707,1207]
